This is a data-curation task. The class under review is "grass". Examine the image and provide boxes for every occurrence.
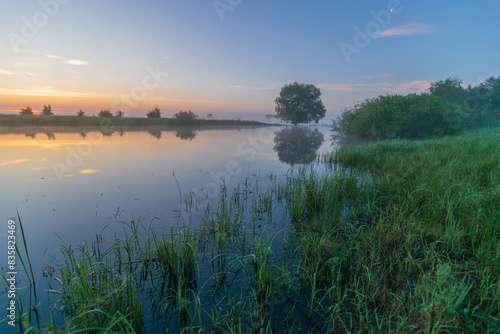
[323,126,500,332]
[8,126,500,333]
[0,113,269,127]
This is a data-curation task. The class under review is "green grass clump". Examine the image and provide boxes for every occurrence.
[318,126,500,332]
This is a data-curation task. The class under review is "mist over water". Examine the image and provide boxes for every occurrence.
[0,125,334,268]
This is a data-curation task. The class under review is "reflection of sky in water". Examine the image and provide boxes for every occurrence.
[0,127,334,274]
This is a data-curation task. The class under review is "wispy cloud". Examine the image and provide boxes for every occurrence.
[23,71,35,76]
[151,96,220,104]
[317,80,430,93]
[0,159,30,167]
[229,85,241,88]
[46,54,89,66]
[78,169,100,175]
[252,82,285,90]
[65,59,89,66]
[62,169,101,178]
[0,68,16,75]
[374,23,436,39]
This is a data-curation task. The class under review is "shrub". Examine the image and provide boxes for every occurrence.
[98,109,113,117]
[41,104,53,116]
[333,94,463,139]
[19,107,34,115]
[174,110,197,124]
[146,107,161,118]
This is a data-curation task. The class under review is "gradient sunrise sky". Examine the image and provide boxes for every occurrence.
[1,0,499,119]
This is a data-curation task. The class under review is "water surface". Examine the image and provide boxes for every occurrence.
[1,125,334,270]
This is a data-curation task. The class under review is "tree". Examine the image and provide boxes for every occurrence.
[41,104,53,116]
[77,109,85,117]
[98,109,113,117]
[429,77,467,105]
[475,76,500,110]
[115,110,124,117]
[175,128,197,141]
[174,110,198,124]
[19,106,33,115]
[275,82,327,125]
[273,127,324,165]
[147,129,162,139]
[146,107,161,118]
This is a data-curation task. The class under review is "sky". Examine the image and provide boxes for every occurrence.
[1,0,499,120]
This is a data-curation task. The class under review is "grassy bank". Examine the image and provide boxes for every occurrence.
[324,126,500,332]
[0,114,268,127]
[11,127,499,333]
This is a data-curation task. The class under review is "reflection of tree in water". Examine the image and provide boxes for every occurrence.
[46,132,55,140]
[117,131,125,137]
[101,130,114,137]
[147,129,162,139]
[174,128,197,141]
[24,132,36,139]
[80,132,87,139]
[273,126,324,165]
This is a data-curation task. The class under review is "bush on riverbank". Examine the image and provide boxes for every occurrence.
[333,76,500,139]
[332,93,461,139]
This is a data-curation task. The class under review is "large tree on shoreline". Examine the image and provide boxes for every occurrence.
[274,82,327,125]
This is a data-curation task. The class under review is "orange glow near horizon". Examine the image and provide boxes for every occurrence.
[0,94,258,116]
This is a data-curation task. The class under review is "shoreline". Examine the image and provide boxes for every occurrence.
[0,114,274,128]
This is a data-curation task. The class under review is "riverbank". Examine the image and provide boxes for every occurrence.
[13,126,499,333]
[326,125,499,332]
[0,114,269,128]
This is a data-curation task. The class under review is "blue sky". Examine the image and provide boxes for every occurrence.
[1,0,499,119]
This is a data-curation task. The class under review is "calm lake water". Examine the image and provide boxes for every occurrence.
[0,125,338,330]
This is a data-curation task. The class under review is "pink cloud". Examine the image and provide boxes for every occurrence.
[374,23,436,39]
[252,82,285,90]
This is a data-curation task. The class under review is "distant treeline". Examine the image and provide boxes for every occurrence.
[333,76,500,139]
[0,113,265,127]
[15,106,211,125]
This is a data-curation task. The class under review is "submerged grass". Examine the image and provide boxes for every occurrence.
[9,126,500,333]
